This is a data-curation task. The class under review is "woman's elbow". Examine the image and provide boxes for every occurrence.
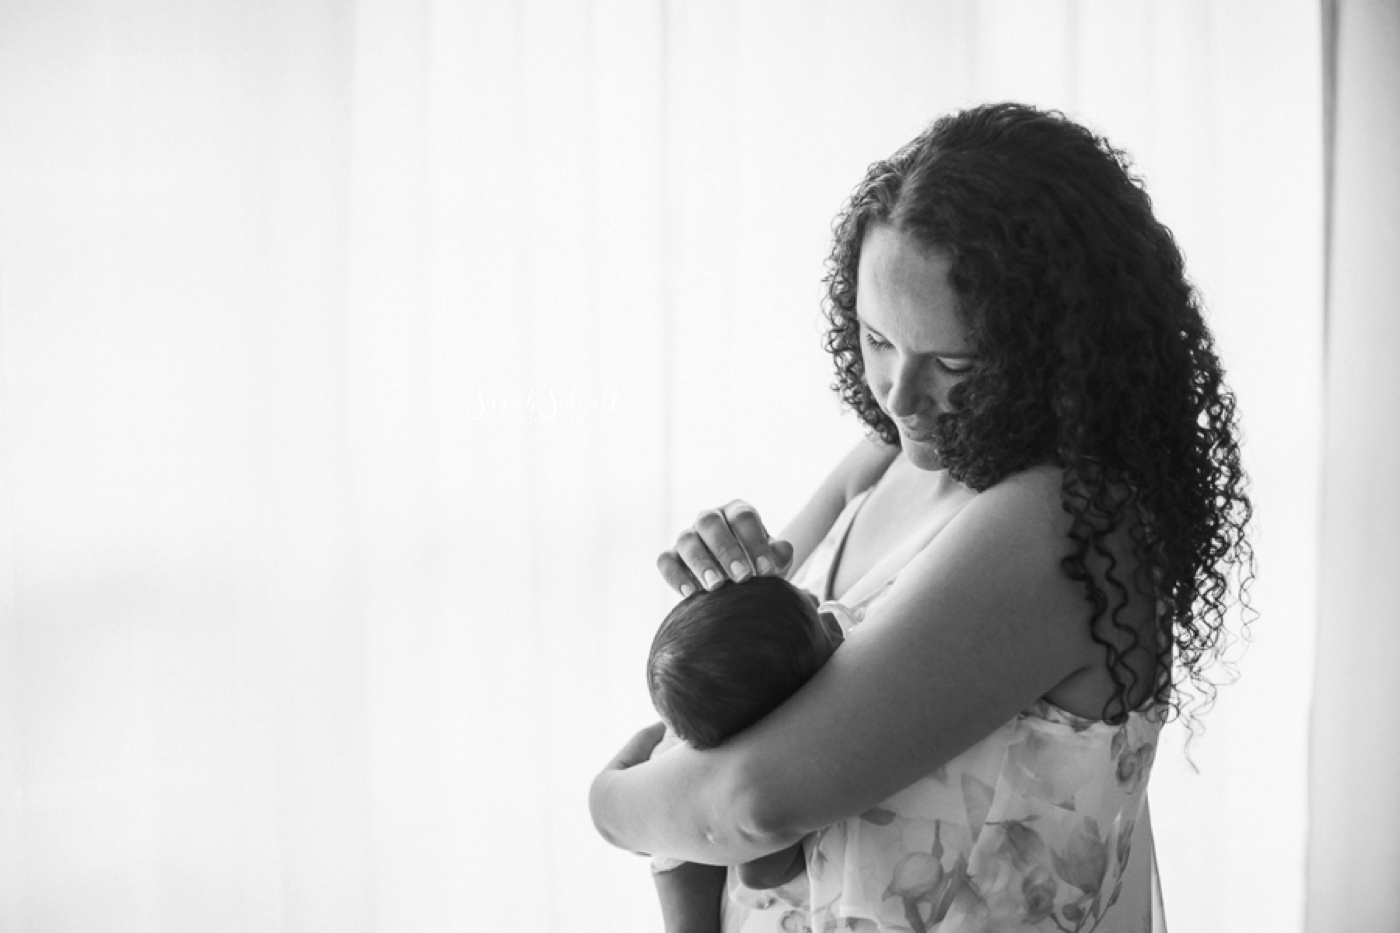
[725,776,807,856]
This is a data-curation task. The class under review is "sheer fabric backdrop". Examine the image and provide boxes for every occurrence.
[1309,1,1400,929]
[0,1,1327,931]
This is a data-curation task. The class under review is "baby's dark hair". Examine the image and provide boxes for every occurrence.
[647,577,833,749]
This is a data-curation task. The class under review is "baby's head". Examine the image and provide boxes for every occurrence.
[646,576,843,749]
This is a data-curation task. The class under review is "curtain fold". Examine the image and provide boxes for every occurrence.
[0,2,1322,930]
[1309,1,1400,929]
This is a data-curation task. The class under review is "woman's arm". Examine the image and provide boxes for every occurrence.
[592,467,1113,863]
[654,862,726,933]
[776,434,899,579]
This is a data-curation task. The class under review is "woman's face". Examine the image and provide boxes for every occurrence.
[855,224,976,470]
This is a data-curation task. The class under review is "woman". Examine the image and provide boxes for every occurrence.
[590,103,1252,932]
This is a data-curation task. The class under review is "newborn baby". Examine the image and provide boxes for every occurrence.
[646,575,844,933]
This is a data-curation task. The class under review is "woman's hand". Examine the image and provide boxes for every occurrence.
[656,500,795,595]
[591,722,668,853]
[602,722,667,774]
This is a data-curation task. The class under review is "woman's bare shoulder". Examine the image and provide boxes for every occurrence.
[987,462,1150,553]
[841,435,900,501]
[968,464,1150,587]
[960,463,1071,541]
[974,462,1159,712]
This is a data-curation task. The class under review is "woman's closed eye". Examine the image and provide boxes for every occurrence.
[863,327,974,372]
[863,331,892,353]
[862,332,974,369]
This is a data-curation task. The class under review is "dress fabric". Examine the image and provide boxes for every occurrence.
[721,472,1167,933]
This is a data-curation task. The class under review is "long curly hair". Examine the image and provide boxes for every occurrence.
[823,103,1254,725]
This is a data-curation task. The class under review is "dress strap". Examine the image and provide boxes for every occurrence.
[821,453,903,601]
[821,487,875,602]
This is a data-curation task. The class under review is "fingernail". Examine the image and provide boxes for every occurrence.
[680,584,695,598]
[703,569,722,589]
[756,555,774,574]
[730,560,750,580]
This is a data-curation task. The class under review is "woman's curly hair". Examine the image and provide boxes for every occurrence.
[823,103,1254,725]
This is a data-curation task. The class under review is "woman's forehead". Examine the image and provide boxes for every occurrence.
[856,225,969,352]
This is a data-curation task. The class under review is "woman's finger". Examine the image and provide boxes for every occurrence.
[606,722,667,772]
[694,508,752,588]
[768,539,795,576]
[720,500,769,574]
[658,501,795,594]
[675,526,728,591]
[656,548,703,597]
[721,500,790,576]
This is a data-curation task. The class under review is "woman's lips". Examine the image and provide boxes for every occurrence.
[900,424,937,442]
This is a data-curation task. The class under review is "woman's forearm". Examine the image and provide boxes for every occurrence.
[777,437,898,578]
[589,745,802,864]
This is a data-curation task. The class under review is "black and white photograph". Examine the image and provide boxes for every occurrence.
[0,1,1394,931]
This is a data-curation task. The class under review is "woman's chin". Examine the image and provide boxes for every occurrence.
[900,437,945,470]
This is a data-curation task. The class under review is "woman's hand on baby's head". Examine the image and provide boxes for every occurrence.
[656,499,794,596]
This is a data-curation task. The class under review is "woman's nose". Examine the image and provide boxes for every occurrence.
[885,358,933,418]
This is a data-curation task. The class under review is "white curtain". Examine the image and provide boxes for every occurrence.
[1309,1,1400,929]
[0,2,1323,931]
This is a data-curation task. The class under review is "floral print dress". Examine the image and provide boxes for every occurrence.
[721,476,1167,933]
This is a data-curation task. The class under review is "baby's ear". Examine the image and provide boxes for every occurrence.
[801,589,821,610]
